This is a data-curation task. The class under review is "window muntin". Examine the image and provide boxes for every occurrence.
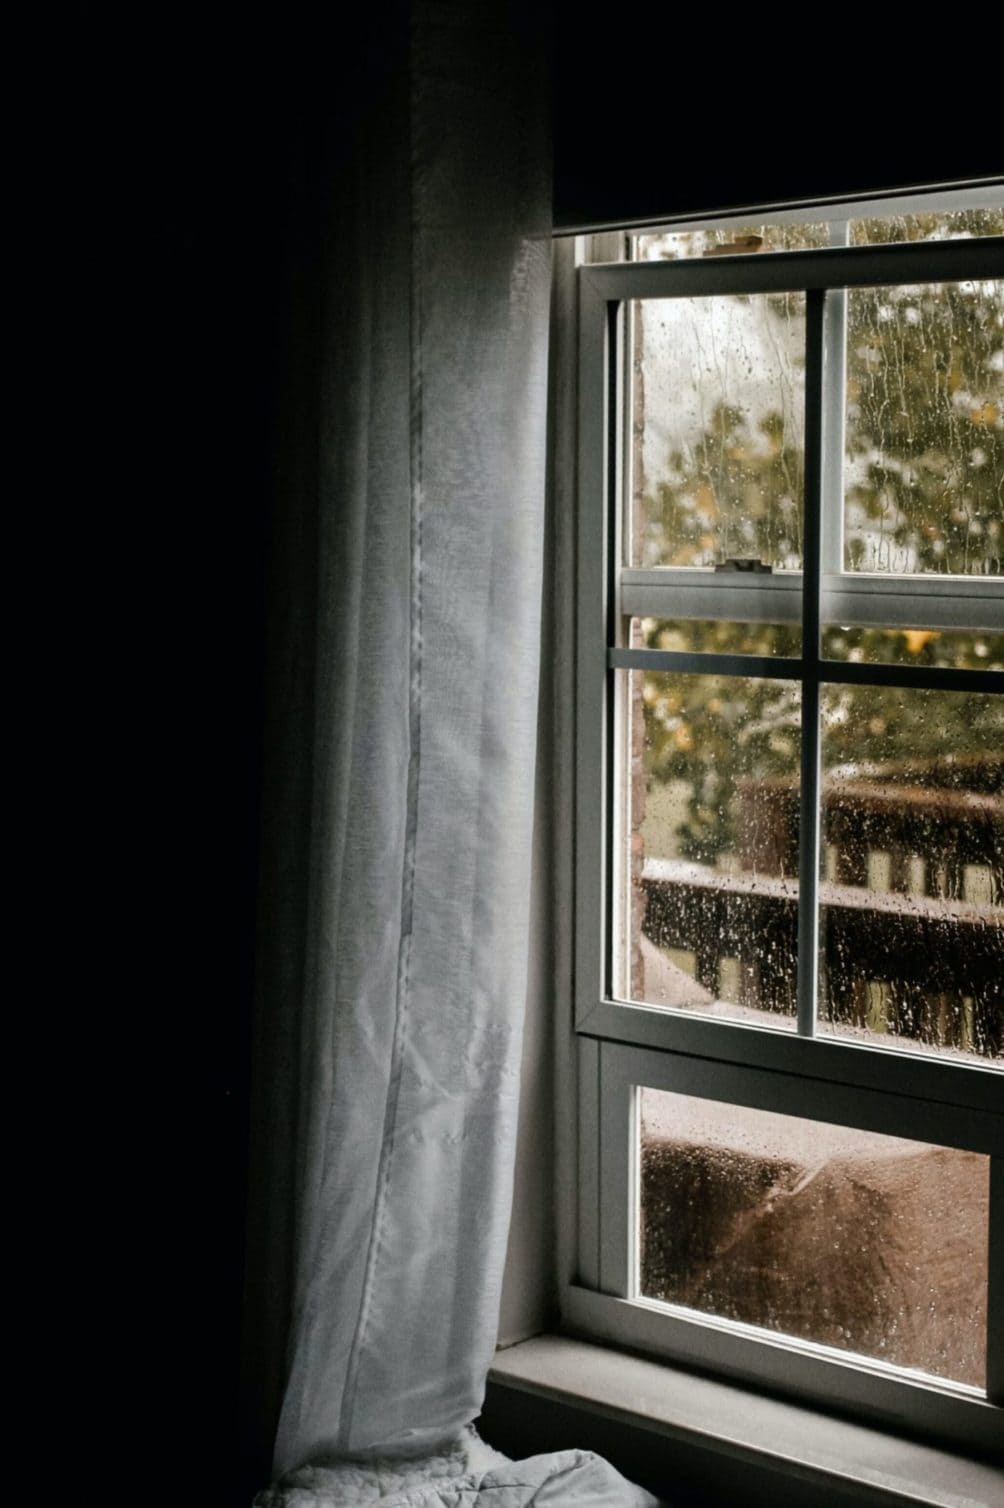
[574,197,1004,1454]
[608,238,1004,1061]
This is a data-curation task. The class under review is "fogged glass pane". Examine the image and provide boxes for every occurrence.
[844,280,1003,577]
[635,617,802,658]
[633,205,1004,263]
[633,223,830,262]
[622,672,799,1023]
[638,1089,989,1387]
[630,295,805,570]
[822,623,1004,670]
[849,205,1004,248]
[820,685,1003,1060]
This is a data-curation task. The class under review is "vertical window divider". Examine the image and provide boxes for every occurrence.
[988,1157,1004,1406]
[820,224,848,579]
[796,289,826,1038]
[627,1083,641,1299]
[605,301,623,1004]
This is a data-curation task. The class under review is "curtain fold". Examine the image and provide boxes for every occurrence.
[244,3,655,1502]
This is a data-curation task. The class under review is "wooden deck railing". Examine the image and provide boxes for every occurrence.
[645,760,994,1055]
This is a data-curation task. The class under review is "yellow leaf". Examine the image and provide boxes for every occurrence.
[902,629,939,654]
[695,483,719,519]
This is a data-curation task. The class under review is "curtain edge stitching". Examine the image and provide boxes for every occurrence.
[339,7,425,1450]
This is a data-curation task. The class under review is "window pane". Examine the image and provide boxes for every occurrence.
[621,671,800,1024]
[638,1089,989,1388]
[822,624,1004,670]
[630,294,805,570]
[632,204,1004,263]
[844,279,1003,578]
[820,685,1003,1060]
[635,617,802,658]
[849,204,1004,249]
[633,223,830,262]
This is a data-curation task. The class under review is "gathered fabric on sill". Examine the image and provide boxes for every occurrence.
[257,1429,655,1506]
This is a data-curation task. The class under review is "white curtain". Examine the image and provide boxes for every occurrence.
[245,4,656,1502]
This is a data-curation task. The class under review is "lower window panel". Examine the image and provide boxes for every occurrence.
[638,1087,989,1389]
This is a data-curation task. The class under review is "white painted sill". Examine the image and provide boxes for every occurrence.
[488,1335,1003,1508]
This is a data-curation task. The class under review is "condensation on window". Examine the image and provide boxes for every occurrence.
[849,205,1004,249]
[820,686,1003,1061]
[635,617,802,658]
[633,223,831,262]
[822,625,1004,671]
[638,1088,990,1388]
[621,670,800,1025]
[622,655,1003,1060]
[844,279,1003,578]
[629,294,805,571]
[631,203,1004,262]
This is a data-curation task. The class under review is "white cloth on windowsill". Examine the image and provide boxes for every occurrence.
[255,1427,660,1506]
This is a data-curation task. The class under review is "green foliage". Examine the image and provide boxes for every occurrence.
[845,271,1002,577]
[640,668,800,864]
[644,401,803,570]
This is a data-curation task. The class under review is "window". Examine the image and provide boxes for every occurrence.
[569,191,1003,1457]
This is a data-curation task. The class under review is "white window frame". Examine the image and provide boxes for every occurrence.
[567,194,1004,1459]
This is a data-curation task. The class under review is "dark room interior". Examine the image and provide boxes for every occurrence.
[95,7,1002,1502]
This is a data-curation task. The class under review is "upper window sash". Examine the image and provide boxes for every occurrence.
[574,235,1004,1100]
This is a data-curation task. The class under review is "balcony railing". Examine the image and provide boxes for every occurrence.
[640,756,1003,1057]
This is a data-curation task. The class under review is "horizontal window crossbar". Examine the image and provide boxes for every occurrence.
[621,570,1004,633]
[582,236,1004,300]
[609,647,802,678]
[818,659,1002,693]
[576,1001,1004,1116]
[608,645,1002,692]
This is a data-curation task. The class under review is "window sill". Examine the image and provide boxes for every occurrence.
[484,1334,1002,1508]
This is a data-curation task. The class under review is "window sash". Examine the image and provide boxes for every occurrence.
[575,236,1004,1086]
[575,1041,1004,1452]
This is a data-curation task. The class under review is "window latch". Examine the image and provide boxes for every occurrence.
[714,557,773,574]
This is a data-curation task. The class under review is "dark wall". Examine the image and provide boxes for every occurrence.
[82,14,315,1501]
[139,33,284,1507]
[554,9,1002,231]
